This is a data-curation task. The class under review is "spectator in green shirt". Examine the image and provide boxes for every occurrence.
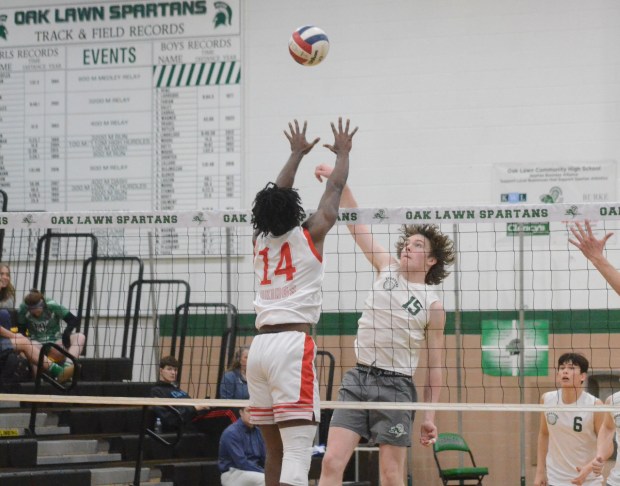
[14,289,85,382]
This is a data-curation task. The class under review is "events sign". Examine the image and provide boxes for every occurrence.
[0,1,240,254]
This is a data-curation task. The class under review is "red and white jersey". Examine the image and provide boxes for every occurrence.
[253,226,324,329]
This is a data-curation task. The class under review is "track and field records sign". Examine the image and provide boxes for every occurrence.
[0,1,241,255]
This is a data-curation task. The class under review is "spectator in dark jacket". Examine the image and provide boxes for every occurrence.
[150,355,236,436]
[219,407,266,486]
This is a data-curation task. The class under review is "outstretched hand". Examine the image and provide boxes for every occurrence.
[323,117,358,155]
[568,220,613,262]
[284,119,320,155]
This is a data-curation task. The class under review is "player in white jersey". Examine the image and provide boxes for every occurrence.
[534,352,605,486]
[314,164,455,486]
[248,118,357,486]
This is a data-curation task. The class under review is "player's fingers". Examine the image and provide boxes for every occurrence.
[603,233,614,245]
[344,118,350,134]
[569,226,583,241]
[350,126,359,138]
[330,122,337,136]
[301,120,307,135]
[575,221,587,239]
[585,220,593,235]
[338,116,343,133]
[284,130,292,142]
[323,143,335,152]
[309,137,320,147]
[568,238,580,248]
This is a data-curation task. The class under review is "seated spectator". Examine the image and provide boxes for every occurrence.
[218,407,266,486]
[219,346,249,400]
[20,290,83,377]
[0,263,15,309]
[151,355,236,435]
[0,288,79,383]
[0,263,17,354]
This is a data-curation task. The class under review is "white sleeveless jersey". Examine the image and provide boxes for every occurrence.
[605,392,620,486]
[253,226,324,329]
[355,263,440,376]
[543,390,602,486]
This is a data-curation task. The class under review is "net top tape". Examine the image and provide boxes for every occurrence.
[1,394,619,413]
[2,202,618,230]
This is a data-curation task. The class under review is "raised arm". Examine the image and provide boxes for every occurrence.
[314,163,392,271]
[420,301,445,447]
[274,120,319,189]
[569,220,620,295]
[305,118,357,249]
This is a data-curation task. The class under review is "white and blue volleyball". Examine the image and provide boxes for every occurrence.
[288,26,330,66]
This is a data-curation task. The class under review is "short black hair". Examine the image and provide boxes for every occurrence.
[252,182,306,237]
[160,355,180,369]
[557,352,589,374]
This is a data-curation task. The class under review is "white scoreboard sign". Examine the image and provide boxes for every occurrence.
[0,0,241,254]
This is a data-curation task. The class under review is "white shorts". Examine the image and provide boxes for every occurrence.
[247,331,320,425]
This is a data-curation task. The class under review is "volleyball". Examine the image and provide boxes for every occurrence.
[288,26,330,66]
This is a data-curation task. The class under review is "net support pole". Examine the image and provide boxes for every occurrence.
[226,228,233,329]
[452,224,464,466]
[518,226,526,486]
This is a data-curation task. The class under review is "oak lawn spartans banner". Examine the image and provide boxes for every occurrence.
[1,202,620,229]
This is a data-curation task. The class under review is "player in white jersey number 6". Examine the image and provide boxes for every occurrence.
[535,352,605,486]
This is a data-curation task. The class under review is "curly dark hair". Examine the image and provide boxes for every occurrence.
[395,224,455,285]
[251,182,306,236]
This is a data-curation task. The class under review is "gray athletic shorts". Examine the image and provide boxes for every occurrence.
[330,366,417,447]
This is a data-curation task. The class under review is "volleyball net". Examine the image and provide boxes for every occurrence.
[0,201,619,409]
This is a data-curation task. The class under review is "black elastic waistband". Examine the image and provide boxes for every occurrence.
[356,363,410,378]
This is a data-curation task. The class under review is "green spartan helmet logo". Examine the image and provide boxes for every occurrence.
[213,2,232,27]
[0,15,8,40]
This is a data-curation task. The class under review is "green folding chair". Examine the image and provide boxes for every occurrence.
[433,432,489,485]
